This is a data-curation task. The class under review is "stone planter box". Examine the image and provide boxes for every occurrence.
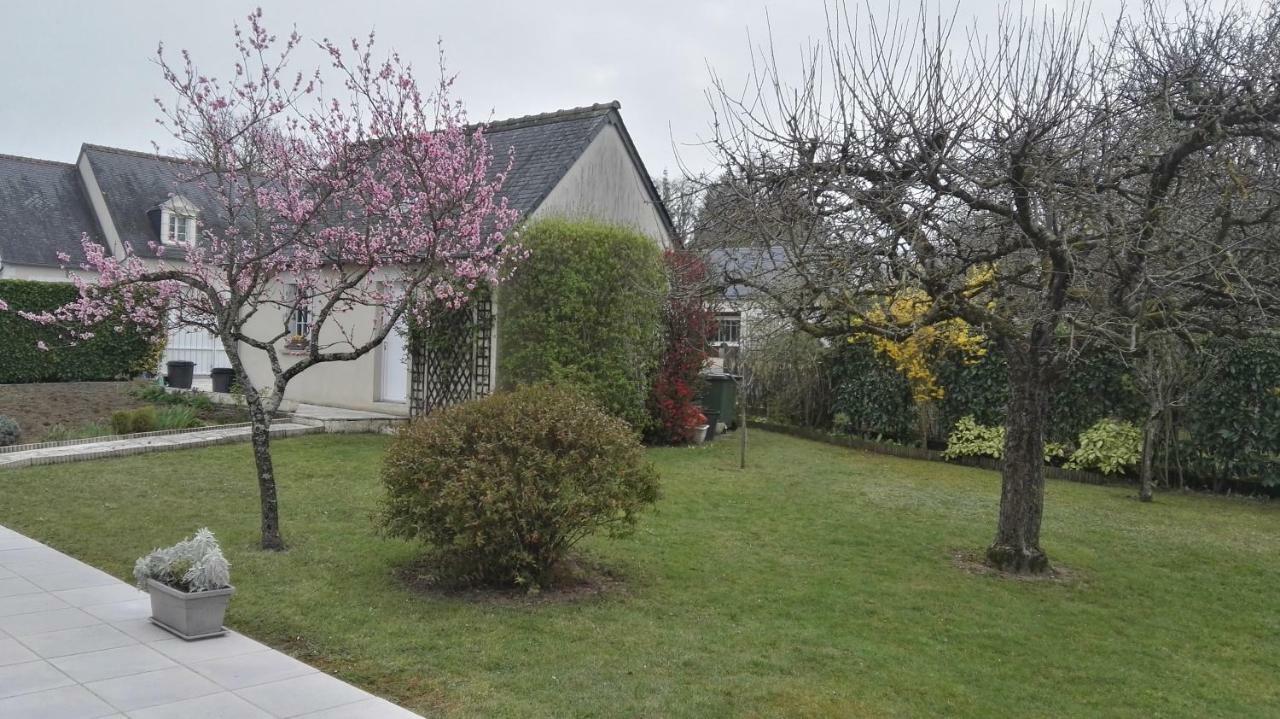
[147,578,235,640]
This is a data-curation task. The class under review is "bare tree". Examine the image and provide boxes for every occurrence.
[1127,334,1215,501]
[657,171,706,246]
[700,1,1280,572]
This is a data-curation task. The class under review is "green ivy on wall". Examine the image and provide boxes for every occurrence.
[0,279,166,383]
[496,219,666,432]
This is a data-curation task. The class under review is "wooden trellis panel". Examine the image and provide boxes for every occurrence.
[408,291,493,417]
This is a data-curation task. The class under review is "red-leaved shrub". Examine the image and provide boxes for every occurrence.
[647,251,716,444]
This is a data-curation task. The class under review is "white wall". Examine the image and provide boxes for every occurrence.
[229,124,675,414]
[232,276,408,415]
[534,124,673,249]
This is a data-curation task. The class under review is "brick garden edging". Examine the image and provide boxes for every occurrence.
[0,423,320,470]
[0,422,256,454]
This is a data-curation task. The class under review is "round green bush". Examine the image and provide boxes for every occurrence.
[497,218,665,432]
[380,384,661,589]
[0,415,20,447]
[1065,418,1142,475]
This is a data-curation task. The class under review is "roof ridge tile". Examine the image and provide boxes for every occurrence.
[0,153,75,169]
[482,101,619,132]
[80,143,193,165]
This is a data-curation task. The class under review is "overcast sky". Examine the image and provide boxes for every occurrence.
[2,0,1143,177]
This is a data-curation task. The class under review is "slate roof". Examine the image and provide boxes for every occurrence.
[482,103,616,217]
[481,102,677,239]
[2,101,673,268]
[0,154,105,269]
[704,246,792,301]
[80,145,214,260]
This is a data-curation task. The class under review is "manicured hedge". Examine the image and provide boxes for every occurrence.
[933,342,1145,444]
[829,339,915,440]
[1185,337,1280,486]
[0,279,165,383]
[497,219,665,431]
[827,332,1280,486]
[830,338,1147,445]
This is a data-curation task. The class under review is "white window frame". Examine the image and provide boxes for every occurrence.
[714,312,742,346]
[288,285,312,338]
[158,196,199,246]
[167,212,194,245]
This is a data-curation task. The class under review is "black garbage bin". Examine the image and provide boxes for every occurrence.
[210,367,235,393]
[702,409,721,441]
[166,360,195,390]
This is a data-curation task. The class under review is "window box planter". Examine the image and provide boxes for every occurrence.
[283,334,310,355]
[146,578,235,640]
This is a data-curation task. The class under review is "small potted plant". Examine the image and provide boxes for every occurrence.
[134,528,234,640]
[284,333,309,353]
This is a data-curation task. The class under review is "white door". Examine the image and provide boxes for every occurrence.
[380,315,409,403]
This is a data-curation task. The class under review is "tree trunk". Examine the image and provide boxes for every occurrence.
[223,344,286,552]
[986,348,1051,574]
[247,398,285,551]
[1139,409,1159,503]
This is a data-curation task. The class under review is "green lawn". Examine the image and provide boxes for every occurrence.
[1,431,1277,717]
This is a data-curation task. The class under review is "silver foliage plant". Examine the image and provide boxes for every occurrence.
[134,528,232,593]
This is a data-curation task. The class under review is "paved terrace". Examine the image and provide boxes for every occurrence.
[0,524,421,718]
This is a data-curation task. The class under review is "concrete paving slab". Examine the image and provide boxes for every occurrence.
[0,523,423,717]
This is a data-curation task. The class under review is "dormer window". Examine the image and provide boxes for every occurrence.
[156,195,199,246]
[167,212,192,244]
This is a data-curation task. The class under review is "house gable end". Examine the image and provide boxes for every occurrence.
[533,120,675,248]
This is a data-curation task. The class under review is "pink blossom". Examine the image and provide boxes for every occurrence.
[28,9,521,406]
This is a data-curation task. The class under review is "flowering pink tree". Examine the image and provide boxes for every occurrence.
[24,12,520,550]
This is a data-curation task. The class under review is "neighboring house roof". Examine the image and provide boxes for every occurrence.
[704,246,791,301]
[0,154,105,269]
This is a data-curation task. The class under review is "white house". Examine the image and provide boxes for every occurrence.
[0,102,675,414]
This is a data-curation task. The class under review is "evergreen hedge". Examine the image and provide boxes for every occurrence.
[1185,337,1280,486]
[497,219,666,431]
[826,334,1280,486]
[0,279,165,383]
